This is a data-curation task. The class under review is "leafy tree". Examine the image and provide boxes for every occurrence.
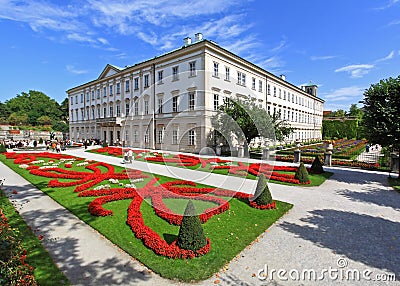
[37,115,53,125]
[332,109,346,117]
[60,98,69,122]
[176,201,207,251]
[295,162,310,183]
[0,102,10,123]
[211,97,293,154]
[348,104,363,119]
[52,121,69,133]
[7,112,28,125]
[361,76,400,152]
[252,174,273,206]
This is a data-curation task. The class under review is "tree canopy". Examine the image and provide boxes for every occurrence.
[361,76,400,151]
[211,97,293,152]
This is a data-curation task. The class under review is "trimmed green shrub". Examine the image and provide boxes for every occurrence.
[295,162,310,183]
[252,174,273,206]
[0,144,6,153]
[38,138,43,144]
[310,155,324,174]
[176,201,207,251]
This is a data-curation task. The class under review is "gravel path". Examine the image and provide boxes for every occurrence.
[1,148,399,285]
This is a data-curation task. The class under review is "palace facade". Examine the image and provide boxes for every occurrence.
[67,33,324,153]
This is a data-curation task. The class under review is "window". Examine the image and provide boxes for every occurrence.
[86,108,89,118]
[80,94,83,103]
[144,129,149,143]
[134,101,139,116]
[125,130,129,142]
[188,92,195,111]
[158,98,163,114]
[91,91,95,100]
[213,62,219,77]
[225,66,230,81]
[76,109,78,120]
[288,111,290,121]
[292,94,295,103]
[109,105,113,117]
[172,66,179,81]
[283,91,286,100]
[158,128,164,144]
[188,130,196,145]
[237,72,246,86]
[103,107,106,118]
[252,77,256,90]
[103,87,107,97]
[133,130,138,143]
[97,107,100,118]
[125,80,130,92]
[91,108,95,119]
[267,105,271,115]
[158,71,163,83]
[134,77,139,90]
[267,84,270,95]
[279,89,281,99]
[144,100,149,115]
[172,96,178,112]
[259,80,262,92]
[116,83,120,94]
[144,75,149,88]
[97,89,100,99]
[172,130,178,145]
[70,97,73,105]
[213,94,219,111]
[116,104,121,117]
[125,103,130,116]
[273,87,277,97]
[189,61,196,76]
[71,112,74,121]
[86,92,89,101]
[75,95,78,104]
[109,85,113,95]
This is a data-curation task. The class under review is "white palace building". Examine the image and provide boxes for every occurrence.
[67,33,324,153]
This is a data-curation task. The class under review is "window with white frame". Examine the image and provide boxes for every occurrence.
[144,129,149,143]
[91,91,95,100]
[116,104,121,117]
[189,61,196,76]
[188,92,195,111]
[144,75,149,88]
[172,130,178,145]
[172,96,178,112]
[75,95,78,104]
[188,129,196,145]
[91,107,95,119]
[109,85,113,95]
[97,107,100,118]
[158,98,163,114]
[213,94,219,111]
[267,84,270,95]
[252,77,256,90]
[213,62,219,77]
[86,92,89,101]
[158,70,163,83]
[125,103,130,116]
[125,130,129,142]
[109,105,113,117]
[116,83,121,94]
[225,66,230,81]
[80,94,83,102]
[172,66,179,81]
[133,130,138,143]
[97,89,100,99]
[103,107,106,118]
[259,80,262,92]
[273,87,276,97]
[86,108,89,118]
[279,89,281,98]
[134,101,139,116]
[144,100,149,115]
[125,80,130,92]
[283,91,286,100]
[158,127,164,144]
[76,109,79,120]
[103,87,107,97]
[267,105,271,115]
[71,112,74,121]
[237,72,246,86]
[134,77,139,90]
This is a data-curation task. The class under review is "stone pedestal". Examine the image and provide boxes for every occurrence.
[238,145,244,158]
[294,149,301,163]
[262,148,270,160]
[391,153,399,173]
[216,146,222,156]
[324,151,332,167]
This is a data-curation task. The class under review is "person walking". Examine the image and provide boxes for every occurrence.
[128,149,133,163]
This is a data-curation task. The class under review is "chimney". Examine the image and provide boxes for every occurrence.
[194,33,203,42]
[183,37,192,46]
[280,74,286,81]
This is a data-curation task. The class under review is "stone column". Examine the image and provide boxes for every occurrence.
[262,147,270,160]
[238,145,244,158]
[391,153,399,173]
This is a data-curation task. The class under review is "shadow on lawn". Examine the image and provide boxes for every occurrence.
[22,208,153,285]
[280,209,400,278]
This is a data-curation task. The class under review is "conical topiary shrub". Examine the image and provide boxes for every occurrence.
[295,162,310,183]
[176,201,207,251]
[253,174,273,206]
[0,144,6,153]
[310,155,324,174]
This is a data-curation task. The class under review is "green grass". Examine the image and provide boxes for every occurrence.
[88,149,331,187]
[0,154,293,282]
[388,176,400,193]
[0,190,70,285]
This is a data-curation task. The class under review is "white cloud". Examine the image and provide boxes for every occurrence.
[388,19,400,26]
[322,86,365,102]
[270,37,288,53]
[66,65,88,75]
[334,64,374,78]
[310,55,337,61]
[375,50,395,62]
[375,0,399,10]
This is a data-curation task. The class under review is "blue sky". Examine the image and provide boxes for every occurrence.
[1,0,399,111]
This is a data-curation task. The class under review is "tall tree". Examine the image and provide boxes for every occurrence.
[211,97,293,154]
[361,76,400,152]
[60,98,69,122]
[348,104,363,119]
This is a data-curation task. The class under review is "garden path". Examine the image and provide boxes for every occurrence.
[1,147,399,285]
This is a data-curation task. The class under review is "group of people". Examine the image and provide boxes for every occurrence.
[122,149,134,164]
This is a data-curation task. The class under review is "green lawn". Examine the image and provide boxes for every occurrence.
[388,176,400,193]
[0,154,293,282]
[88,149,332,187]
[0,189,70,285]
